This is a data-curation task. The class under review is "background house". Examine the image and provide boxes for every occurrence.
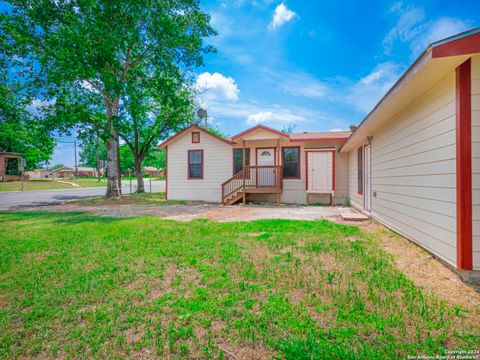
[0,152,23,182]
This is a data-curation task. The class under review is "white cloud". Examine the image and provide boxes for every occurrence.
[246,109,304,125]
[269,3,298,30]
[247,111,273,124]
[196,72,240,102]
[346,62,402,114]
[328,128,345,132]
[383,3,470,56]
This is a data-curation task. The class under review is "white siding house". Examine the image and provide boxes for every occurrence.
[340,28,480,279]
[160,125,350,205]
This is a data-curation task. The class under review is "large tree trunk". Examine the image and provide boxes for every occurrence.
[105,128,121,198]
[133,158,145,193]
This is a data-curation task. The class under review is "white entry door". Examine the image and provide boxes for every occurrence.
[256,148,275,186]
[307,151,333,192]
[364,144,372,212]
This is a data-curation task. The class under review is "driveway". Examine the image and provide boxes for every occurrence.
[0,181,165,209]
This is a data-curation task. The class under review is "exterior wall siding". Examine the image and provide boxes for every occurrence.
[471,55,480,270]
[167,128,232,202]
[366,71,458,267]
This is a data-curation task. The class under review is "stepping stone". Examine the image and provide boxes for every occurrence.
[340,211,369,221]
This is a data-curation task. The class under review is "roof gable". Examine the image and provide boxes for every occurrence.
[231,125,289,141]
[158,124,233,148]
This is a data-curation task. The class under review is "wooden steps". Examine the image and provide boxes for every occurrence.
[225,192,244,205]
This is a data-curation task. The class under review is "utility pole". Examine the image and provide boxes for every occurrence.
[74,139,78,179]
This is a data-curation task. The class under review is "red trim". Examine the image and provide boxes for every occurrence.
[232,125,289,140]
[433,31,480,58]
[187,149,204,180]
[159,124,233,148]
[290,137,349,142]
[191,131,200,143]
[304,149,335,191]
[165,146,168,200]
[281,146,301,179]
[456,58,473,270]
[255,147,277,166]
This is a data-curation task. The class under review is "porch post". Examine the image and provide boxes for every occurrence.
[242,140,246,205]
[456,58,473,270]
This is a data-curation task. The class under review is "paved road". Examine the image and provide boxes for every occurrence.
[0,181,166,210]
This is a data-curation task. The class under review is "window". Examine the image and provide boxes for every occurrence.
[357,147,363,194]
[192,131,200,143]
[282,147,300,179]
[188,150,203,179]
[233,148,250,174]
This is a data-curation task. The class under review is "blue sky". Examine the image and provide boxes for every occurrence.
[4,0,478,165]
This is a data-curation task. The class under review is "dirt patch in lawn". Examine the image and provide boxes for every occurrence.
[361,221,480,310]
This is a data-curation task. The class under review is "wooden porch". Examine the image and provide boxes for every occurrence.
[221,165,283,205]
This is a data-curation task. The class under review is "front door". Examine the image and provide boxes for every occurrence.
[364,144,372,212]
[256,148,275,186]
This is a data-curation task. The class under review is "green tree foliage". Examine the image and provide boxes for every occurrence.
[1,0,215,196]
[0,57,55,170]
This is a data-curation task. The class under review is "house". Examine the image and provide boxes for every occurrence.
[143,166,164,178]
[160,28,480,281]
[0,152,23,182]
[55,166,75,178]
[76,166,98,178]
[338,28,480,279]
[26,169,56,179]
[159,124,351,205]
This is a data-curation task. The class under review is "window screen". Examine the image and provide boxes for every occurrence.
[357,147,363,193]
[188,150,203,179]
[192,132,200,143]
[283,147,300,178]
[233,148,250,174]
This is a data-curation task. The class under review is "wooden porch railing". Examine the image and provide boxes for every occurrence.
[221,165,283,205]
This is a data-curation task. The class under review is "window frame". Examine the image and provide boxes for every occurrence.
[282,146,301,179]
[357,146,364,195]
[187,149,204,180]
[232,148,251,175]
[191,131,200,144]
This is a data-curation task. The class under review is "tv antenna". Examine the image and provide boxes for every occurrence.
[197,108,208,128]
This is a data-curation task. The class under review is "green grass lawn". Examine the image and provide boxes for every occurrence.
[0,213,478,359]
[0,179,107,192]
[72,191,186,206]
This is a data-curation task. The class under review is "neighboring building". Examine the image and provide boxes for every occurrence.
[143,166,164,178]
[26,169,56,179]
[338,28,480,278]
[159,124,350,205]
[160,28,480,280]
[55,166,75,179]
[0,152,23,182]
[55,166,98,178]
[76,167,98,178]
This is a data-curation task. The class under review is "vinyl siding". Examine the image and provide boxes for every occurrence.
[472,55,480,270]
[369,71,458,267]
[167,128,232,202]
